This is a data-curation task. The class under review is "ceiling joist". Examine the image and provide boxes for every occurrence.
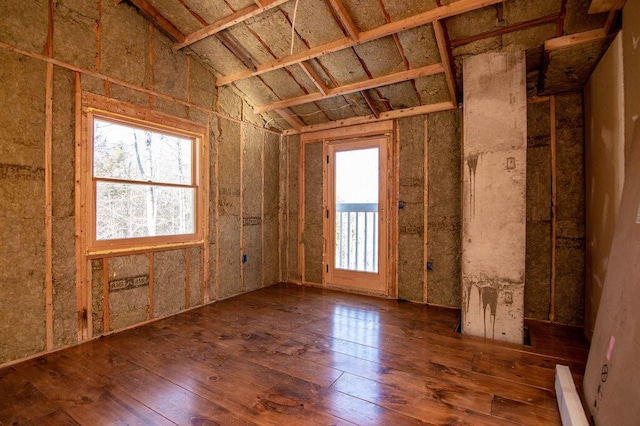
[283,101,456,135]
[588,0,626,14]
[544,28,608,51]
[172,0,290,51]
[254,63,444,113]
[216,0,504,87]
[276,108,304,130]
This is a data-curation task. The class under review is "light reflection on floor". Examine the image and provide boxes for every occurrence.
[331,304,382,413]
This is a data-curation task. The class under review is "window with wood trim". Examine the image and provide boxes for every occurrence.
[84,107,206,252]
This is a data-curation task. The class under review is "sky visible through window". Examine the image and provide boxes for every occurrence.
[335,147,379,204]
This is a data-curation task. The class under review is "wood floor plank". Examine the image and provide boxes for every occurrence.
[0,367,59,424]
[491,395,562,425]
[332,372,516,426]
[0,283,589,425]
[25,410,80,425]
[14,354,174,426]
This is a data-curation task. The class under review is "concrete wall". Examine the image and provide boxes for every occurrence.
[461,51,528,344]
[584,34,625,340]
[0,0,281,366]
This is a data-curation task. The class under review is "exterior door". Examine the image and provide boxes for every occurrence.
[326,136,389,294]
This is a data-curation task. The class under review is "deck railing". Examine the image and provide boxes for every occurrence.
[335,203,378,273]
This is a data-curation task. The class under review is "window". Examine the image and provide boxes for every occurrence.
[85,106,206,252]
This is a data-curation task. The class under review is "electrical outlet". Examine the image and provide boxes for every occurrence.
[504,291,513,304]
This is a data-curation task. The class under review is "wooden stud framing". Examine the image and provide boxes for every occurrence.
[185,248,190,309]
[544,28,608,51]
[391,121,400,298]
[148,24,155,108]
[255,63,445,113]
[148,252,154,320]
[200,120,211,303]
[95,0,102,72]
[172,0,290,50]
[322,141,328,288]
[44,61,54,351]
[0,40,280,137]
[550,96,557,323]
[102,258,109,334]
[212,117,220,302]
[74,71,86,342]
[423,116,429,303]
[240,125,245,291]
[298,137,305,284]
[216,0,503,87]
[261,130,266,287]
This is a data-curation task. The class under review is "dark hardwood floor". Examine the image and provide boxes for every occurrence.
[0,283,590,425]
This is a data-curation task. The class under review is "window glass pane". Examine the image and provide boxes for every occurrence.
[96,181,195,240]
[93,119,193,185]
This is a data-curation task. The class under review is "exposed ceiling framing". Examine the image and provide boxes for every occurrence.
[121,0,622,133]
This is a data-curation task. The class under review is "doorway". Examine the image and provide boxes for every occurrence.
[326,136,389,294]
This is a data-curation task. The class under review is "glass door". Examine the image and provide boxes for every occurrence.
[326,136,388,293]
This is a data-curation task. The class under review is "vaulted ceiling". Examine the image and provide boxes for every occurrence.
[122,0,623,132]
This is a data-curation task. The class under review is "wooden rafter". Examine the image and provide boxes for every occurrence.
[588,0,626,14]
[360,90,380,119]
[254,63,444,113]
[299,62,329,95]
[283,101,456,135]
[215,31,258,71]
[217,0,504,87]
[123,0,186,42]
[326,0,359,40]
[450,13,560,48]
[276,108,304,130]
[544,28,608,51]
[432,20,456,105]
[173,0,290,51]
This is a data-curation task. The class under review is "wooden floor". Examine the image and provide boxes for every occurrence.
[0,283,590,425]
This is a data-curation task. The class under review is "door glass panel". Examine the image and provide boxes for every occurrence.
[334,147,379,272]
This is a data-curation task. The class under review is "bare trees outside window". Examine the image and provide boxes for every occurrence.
[92,117,198,244]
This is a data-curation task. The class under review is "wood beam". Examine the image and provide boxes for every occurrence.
[361,90,380,118]
[123,0,186,43]
[432,20,457,105]
[299,62,329,95]
[276,108,304,130]
[215,32,258,71]
[450,13,560,48]
[283,101,456,135]
[173,0,290,51]
[217,0,503,87]
[255,63,444,113]
[326,0,359,40]
[588,0,626,14]
[544,28,608,51]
